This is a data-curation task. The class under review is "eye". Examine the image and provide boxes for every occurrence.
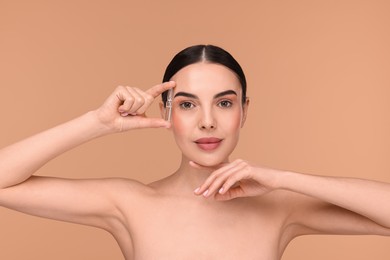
[218,100,233,108]
[179,101,195,110]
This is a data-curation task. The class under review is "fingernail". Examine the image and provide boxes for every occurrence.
[121,113,128,117]
[203,190,209,197]
[219,187,224,194]
[194,187,200,194]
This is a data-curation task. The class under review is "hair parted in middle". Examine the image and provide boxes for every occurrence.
[161,44,247,107]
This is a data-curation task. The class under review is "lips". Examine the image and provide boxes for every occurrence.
[194,137,223,151]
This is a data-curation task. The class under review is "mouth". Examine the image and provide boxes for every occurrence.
[194,137,223,151]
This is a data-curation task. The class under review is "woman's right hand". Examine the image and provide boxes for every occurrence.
[95,81,175,133]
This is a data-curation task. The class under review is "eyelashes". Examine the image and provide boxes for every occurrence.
[218,100,233,108]
[178,99,233,110]
[179,101,195,110]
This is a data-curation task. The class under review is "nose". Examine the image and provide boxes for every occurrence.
[198,108,216,130]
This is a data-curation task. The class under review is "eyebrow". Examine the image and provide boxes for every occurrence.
[174,90,237,99]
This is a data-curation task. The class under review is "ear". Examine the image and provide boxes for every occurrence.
[159,101,165,119]
[241,97,250,127]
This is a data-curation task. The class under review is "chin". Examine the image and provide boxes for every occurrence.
[179,141,237,167]
[189,153,230,167]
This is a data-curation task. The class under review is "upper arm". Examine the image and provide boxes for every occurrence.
[284,192,390,238]
[0,176,134,231]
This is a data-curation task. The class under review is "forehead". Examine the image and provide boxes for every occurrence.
[170,62,241,94]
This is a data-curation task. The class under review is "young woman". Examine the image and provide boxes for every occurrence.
[0,45,389,259]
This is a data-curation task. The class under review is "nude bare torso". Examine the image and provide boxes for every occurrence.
[110,177,293,260]
[2,76,389,260]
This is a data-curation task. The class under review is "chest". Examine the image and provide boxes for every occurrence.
[126,197,285,260]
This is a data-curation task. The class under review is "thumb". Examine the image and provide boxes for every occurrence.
[144,118,171,129]
[130,117,171,129]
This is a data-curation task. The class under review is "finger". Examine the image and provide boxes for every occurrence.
[220,161,254,196]
[193,160,243,196]
[203,162,248,198]
[124,87,145,115]
[132,87,154,115]
[117,86,136,115]
[114,86,130,107]
[136,117,171,129]
[219,168,249,195]
[214,186,244,201]
[194,161,239,196]
[122,116,171,129]
[191,161,226,195]
[146,81,176,98]
[191,161,230,195]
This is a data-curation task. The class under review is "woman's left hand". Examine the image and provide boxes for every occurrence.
[192,159,280,201]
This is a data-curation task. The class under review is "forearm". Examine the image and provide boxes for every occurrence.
[0,111,111,189]
[277,171,390,228]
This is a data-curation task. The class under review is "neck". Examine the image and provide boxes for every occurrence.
[171,154,229,193]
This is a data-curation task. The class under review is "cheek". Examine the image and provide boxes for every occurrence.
[232,112,243,129]
[171,112,192,137]
[223,109,242,133]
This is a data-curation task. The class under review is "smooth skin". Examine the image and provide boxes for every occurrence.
[1,63,390,260]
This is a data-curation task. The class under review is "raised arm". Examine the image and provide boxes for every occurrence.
[277,170,390,234]
[0,82,175,228]
[192,159,390,236]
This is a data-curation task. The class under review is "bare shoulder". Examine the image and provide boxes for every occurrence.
[255,189,308,211]
[267,188,326,221]
[100,177,158,226]
[104,177,157,201]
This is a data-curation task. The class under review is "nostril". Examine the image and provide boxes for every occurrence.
[200,124,215,130]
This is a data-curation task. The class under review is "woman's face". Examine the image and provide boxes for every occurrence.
[166,62,249,167]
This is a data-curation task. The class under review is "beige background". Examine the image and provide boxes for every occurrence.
[1,0,389,259]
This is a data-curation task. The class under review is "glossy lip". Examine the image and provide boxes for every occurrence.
[194,137,223,151]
